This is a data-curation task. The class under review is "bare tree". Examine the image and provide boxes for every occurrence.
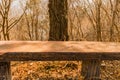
[96,0,102,41]
[109,0,120,41]
[24,0,40,40]
[0,0,24,40]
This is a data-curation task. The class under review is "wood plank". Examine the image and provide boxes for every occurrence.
[0,62,11,80]
[0,41,120,52]
[81,60,101,80]
[0,41,119,61]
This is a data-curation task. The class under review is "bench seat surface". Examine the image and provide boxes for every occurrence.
[0,41,120,61]
[0,41,120,52]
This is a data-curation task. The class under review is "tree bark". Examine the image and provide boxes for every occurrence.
[96,0,102,41]
[48,0,69,41]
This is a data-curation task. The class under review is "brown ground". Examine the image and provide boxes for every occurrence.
[11,61,120,80]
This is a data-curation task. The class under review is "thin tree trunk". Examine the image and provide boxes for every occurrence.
[96,0,102,41]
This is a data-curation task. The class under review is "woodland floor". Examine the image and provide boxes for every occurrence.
[11,61,120,80]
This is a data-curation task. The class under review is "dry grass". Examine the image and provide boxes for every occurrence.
[101,61,120,80]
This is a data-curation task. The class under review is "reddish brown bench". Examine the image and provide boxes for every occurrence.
[0,41,120,80]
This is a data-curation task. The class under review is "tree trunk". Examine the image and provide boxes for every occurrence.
[96,0,102,41]
[48,0,69,41]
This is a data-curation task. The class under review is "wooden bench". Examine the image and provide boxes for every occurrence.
[0,41,120,80]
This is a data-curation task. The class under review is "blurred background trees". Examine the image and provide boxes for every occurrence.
[0,0,24,40]
[0,0,119,42]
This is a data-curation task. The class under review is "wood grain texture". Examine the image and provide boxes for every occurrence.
[0,62,11,80]
[0,41,120,61]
